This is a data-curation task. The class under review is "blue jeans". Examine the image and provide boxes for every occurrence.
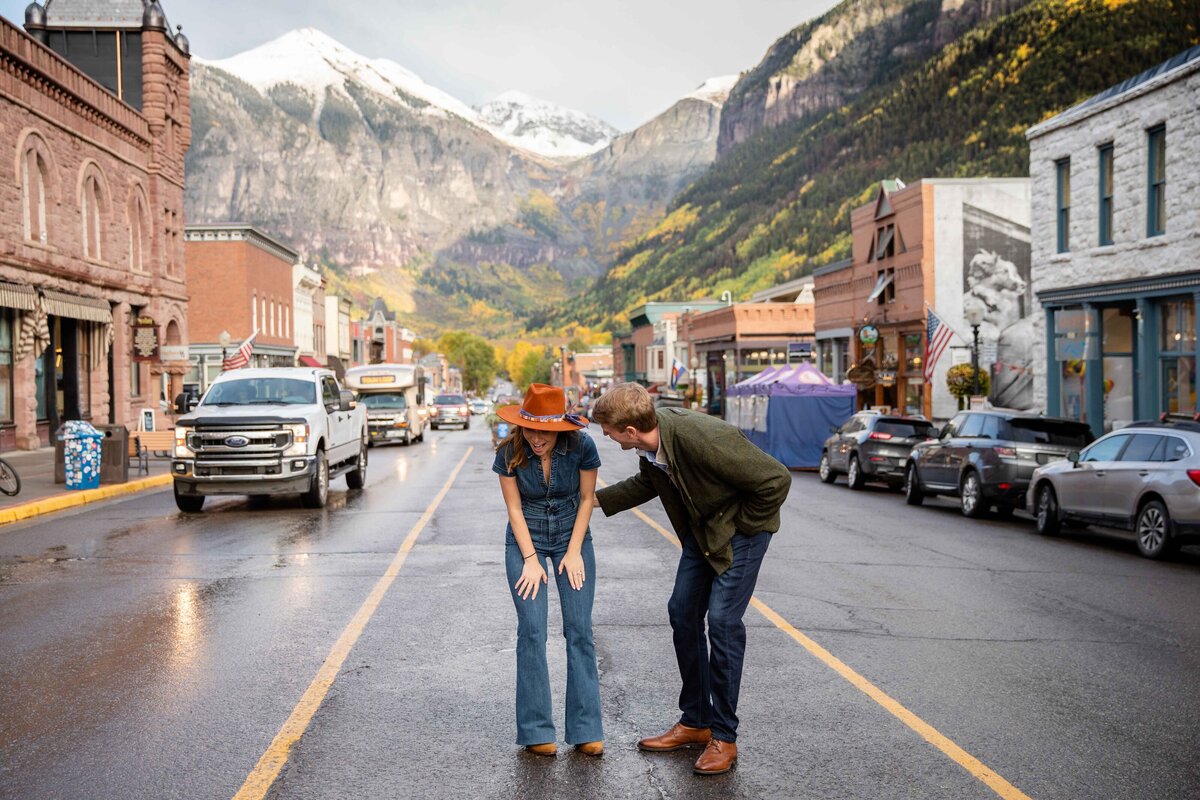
[669,531,771,743]
[505,527,603,746]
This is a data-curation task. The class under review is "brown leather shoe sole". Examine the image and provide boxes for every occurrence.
[693,759,736,776]
[575,741,604,756]
[638,740,707,752]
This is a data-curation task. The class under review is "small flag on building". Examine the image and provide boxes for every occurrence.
[669,357,688,389]
[923,307,957,382]
[222,330,257,371]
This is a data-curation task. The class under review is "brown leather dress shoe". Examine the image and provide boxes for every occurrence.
[693,738,737,775]
[524,743,557,757]
[575,741,604,756]
[637,722,712,752]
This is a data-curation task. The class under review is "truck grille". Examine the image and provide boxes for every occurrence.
[188,425,292,475]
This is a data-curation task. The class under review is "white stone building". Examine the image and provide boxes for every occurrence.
[1026,45,1200,434]
[291,262,326,367]
[325,294,351,367]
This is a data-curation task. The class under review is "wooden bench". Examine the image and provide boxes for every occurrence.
[130,430,175,475]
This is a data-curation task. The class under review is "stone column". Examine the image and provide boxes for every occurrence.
[12,344,39,450]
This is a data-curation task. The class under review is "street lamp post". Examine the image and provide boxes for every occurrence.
[690,354,700,409]
[963,301,985,398]
[218,329,232,372]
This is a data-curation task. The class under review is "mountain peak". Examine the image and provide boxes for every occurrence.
[687,75,740,104]
[477,92,619,159]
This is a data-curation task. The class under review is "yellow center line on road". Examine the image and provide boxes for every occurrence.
[602,478,1033,800]
[233,447,474,800]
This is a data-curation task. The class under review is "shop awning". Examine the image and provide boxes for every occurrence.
[41,289,113,324]
[0,282,36,311]
[866,271,893,303]
[298,355,324,367]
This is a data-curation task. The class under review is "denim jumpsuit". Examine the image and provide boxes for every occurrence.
[493,431,603,746]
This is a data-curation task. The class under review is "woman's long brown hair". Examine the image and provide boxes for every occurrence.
[498,426,578,474]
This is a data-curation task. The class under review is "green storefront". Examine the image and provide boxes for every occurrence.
[1041,270,1200,437]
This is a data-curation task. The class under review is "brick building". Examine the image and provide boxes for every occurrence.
[182,224,298,395]
[0,1,191,448]
[1027,45,1200,435]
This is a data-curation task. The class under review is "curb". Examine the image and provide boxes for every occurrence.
[0,474,173,526]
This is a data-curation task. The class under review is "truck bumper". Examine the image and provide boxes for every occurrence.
[172,457,315,496]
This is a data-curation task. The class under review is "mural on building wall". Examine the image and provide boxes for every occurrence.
[961,204,1034,410]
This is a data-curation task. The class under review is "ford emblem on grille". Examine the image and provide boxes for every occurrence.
[224,435,250,448]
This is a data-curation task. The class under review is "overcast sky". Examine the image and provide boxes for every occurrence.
[3,0,842,130]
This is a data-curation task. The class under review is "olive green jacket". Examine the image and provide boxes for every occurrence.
[595,407,791,574]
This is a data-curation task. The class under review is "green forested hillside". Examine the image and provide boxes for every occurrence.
[554,0,1199,331]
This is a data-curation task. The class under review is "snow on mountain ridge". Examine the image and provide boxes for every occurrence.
[200,28,617,158]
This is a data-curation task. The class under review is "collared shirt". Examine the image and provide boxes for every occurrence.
[492,431,601,505]
[637,445,670,474]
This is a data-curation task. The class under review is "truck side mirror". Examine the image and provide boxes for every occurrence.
[339,390,354,412]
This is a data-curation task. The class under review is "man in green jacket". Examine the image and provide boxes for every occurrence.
[592,383,791,775]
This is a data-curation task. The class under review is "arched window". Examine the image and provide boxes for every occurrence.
[283,305,289,339]
[17,134,54,245]
[127,188,149,272]
[251,292,257,332]
[269,299,276,337]
[79,165,108,261]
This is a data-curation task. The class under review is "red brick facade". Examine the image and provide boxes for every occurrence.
[0,11,190,448]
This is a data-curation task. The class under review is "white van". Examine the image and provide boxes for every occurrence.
[343,364,427,447]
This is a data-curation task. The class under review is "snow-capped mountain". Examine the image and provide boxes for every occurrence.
[477,91,618,159]
[199,29,616,159]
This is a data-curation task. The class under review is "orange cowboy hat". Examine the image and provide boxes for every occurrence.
[496,383,588,432]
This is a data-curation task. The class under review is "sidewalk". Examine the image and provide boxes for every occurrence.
[0,447,173,525]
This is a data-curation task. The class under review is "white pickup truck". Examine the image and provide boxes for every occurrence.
[171,367,368,512]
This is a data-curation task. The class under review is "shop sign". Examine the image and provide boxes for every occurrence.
[133,316,159,362]
[877,370,897,386]
[858,325,879,346]
[159,345,188,362]
[846,363,876,388]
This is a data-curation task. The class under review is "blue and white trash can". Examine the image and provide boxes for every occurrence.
[58,420,103,490]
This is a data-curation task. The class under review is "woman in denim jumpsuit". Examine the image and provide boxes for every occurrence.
[493,384,603,757]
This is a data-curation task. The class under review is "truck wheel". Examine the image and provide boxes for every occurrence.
[464,419,471,430]
[174,483,204,513]
[301,449,329,508]
[346,442,367,490]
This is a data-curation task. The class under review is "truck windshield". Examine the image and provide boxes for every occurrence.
[203,378,316,406]
[361,393,408,410]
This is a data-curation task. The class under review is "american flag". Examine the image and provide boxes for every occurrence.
[222,331,257,371]
[924,308,955,381]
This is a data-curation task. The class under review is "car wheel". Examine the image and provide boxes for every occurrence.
[346,442,367,490]
[465,420,471,430]
[960,471,988,518]
[1135,499,1178,559]
[818,452,836,484]
[301,448,329,509]
[847,455,865,490]
[1035,484,1061,536]
[431,423,438,430]
[174,483,204,513]
[904,463,924,506]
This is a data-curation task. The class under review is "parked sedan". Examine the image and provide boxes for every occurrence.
[904,410,1093,517]
[469,398,489,416]
[820,412,938,489]
[1027,419,1200,558]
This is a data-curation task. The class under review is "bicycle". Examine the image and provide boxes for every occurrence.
[0,456,20,496]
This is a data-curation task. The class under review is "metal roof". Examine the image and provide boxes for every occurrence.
[40,0,149,28]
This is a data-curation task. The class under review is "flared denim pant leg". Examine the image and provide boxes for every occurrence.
[506,537,556,746]
[548,537,603,745]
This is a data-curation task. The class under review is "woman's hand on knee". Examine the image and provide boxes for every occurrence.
[516,557,548,600]
[558,550,586,591]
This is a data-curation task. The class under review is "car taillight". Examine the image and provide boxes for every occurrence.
[1187,470,1200,487]
[994,446,1017,458]
[868,432,892,440]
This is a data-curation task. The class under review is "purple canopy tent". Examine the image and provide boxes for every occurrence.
[731,363,856,468]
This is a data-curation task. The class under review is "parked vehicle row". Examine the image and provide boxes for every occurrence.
[820,409,1200,559]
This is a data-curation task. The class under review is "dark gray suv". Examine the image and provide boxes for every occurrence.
[819,412,938,489]
[904,410,1094,517]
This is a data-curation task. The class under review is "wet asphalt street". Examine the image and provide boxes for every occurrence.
[1,422,1199,800]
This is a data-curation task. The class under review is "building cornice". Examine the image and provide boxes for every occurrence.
[184,224,299,264]
[1038,269,1200,305]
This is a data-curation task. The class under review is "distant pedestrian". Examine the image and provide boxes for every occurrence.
[591,382,790,775]
[493,383,604,757]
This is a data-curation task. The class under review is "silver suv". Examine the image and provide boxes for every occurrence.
[1027,417,1200,559]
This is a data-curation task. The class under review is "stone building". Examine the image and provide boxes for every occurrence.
[1026,45,1200,435]
[0,1,191,448]
[292,260,326,368]
[182,224,298,395]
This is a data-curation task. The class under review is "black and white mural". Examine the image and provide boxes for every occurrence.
[962,203,1034,410]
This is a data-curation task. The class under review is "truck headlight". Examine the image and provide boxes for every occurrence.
[284,423,310,456]
[175,426,194,458]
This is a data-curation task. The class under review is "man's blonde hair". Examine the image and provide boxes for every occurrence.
[592,383,658,432]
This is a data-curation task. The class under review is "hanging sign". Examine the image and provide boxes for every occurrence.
[133,316,159,362]
[858,325,879,346]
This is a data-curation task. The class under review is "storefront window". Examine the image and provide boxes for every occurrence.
[1055,307,1098,422]
[819,342,834,378]
[1159,297,1196,415]
[1102,307,1134,431]
[904,334,922,374]
[0,310,12,423]
[78,324,91,417]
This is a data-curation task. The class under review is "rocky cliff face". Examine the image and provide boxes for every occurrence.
[717,0,1031,156]
[183,31,731,331]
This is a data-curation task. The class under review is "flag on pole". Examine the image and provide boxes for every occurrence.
[222,330,257,371]
[923,308,956,382]
[669,357,688,389]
